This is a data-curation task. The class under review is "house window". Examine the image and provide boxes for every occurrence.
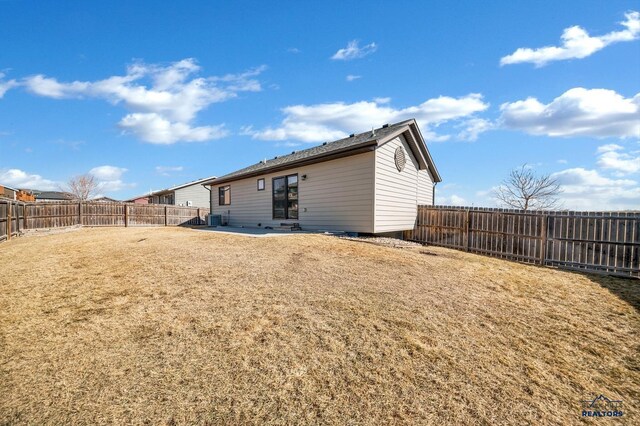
[272,174,298,220]
[218,186,230,205]
[257,178,265,191]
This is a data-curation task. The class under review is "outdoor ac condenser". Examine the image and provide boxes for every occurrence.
[207,214,222,227]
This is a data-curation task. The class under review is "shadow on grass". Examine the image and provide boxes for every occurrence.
[586,273,639,312]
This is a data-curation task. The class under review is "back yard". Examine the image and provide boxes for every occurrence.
[0,227,638,425]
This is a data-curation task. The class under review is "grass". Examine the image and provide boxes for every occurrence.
[0,227,638,425]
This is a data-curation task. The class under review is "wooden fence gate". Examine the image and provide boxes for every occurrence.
[405,206,639,278]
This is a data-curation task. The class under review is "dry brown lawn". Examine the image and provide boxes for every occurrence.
[0,227,638,425]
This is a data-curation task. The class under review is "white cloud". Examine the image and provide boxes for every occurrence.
[24,74,90,99]
[0,167,136,194]
[331,40,377,60]
[551,168,640,210]
[457,118,494,141]
[155,166,184,176]
[501,11,640,66]
[89,165,135,192]
[346,74,361,82]
[54,139,85,151]
[89,165,127,181]
[118,113,228,144]
[557,159,568,164]
[244,94,489,143]
[0,73,18,98]
[0,168,58,190]
[98,180,135,192]
[596,143,640,174]
[500,88,640,139]
[22,59,265,143]
[596,143,624,153]
[436,194,467,206]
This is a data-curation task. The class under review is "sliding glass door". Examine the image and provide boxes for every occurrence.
[272,174,298,220]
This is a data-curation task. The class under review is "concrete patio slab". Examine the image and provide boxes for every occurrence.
[193,226,312,238]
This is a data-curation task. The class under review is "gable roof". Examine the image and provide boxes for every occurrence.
[149,175,217,196]
[203,119,441,186]
[92,196,121,202]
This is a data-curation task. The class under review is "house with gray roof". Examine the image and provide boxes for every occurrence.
[31,190,73,202]
[202,119,441,234]
[128,176,216,208]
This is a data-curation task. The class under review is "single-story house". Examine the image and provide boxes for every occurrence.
[30,190,74,202]
[141,176,216,208]
[1,186,36,202]
[202,119,441,234]
[93,196,121,203]
[0,184,17,200]
[124,194,150,204]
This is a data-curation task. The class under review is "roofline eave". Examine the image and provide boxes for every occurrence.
[202,141,378,186]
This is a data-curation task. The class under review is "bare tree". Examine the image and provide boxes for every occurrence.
[63,174,101,201]
[493,165,562,211]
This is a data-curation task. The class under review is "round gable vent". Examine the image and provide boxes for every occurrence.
[394,146,406,172]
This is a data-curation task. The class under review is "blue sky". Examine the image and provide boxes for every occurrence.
[1,0,639,209]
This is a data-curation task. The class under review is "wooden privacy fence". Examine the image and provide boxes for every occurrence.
[0,200,209,241]
[405,206,640,278]
[0,201,25,242]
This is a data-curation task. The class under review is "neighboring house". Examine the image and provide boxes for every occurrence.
[1,185,36,201]
[0,184,17,200]
[16,189,36,202]
[124,195,150,204]
[202,119,441,234]
[145,176,216,208]
[93,196,121,203]
[30,190,73,202]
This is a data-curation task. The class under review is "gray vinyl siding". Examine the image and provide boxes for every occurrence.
[417,169,434,205]
[174,184,210,208]
[374,135,422,233]
[210,151,375,232]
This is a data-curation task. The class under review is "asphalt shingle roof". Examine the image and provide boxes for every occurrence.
[32,191,73,200]
[210,120,414,184]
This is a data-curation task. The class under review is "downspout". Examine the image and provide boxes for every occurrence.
[202,183,212,224]
[432,182,437,205]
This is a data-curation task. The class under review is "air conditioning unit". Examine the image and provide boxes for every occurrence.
[207,214,222,227]
[186,201,193,207]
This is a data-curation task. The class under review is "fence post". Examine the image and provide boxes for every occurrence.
[7,202,11,241]
[124,204,129,227]
[23,203,28,230]
[540,214,548,265]
[464,209,471,251]
[197,208,201,225]
[78,201,83,226]
[164,205,168,226]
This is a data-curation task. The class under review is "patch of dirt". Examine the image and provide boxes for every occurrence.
[21,225,83,237]
[338,235,424,248]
